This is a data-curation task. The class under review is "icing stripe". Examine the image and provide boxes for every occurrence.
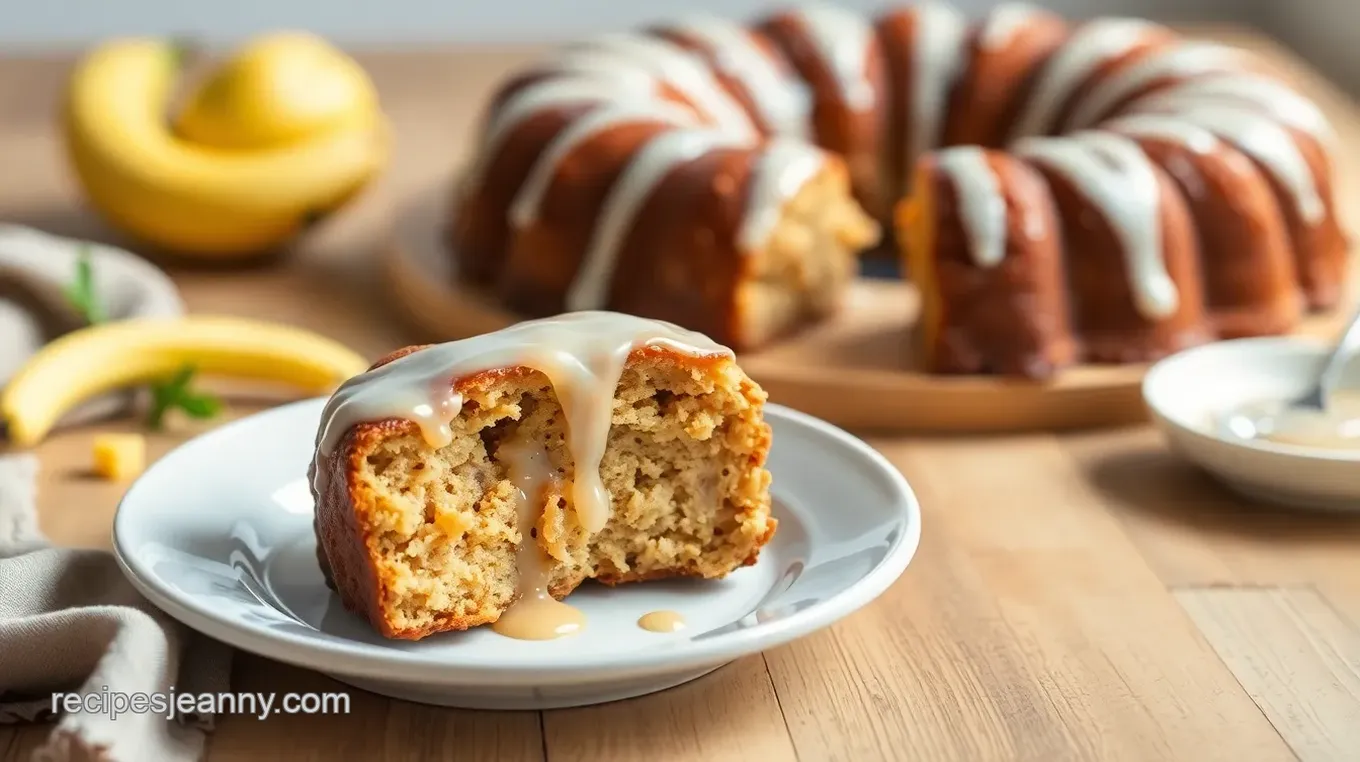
[1009,18,1158,139]
[907,2,970,182]
[1015,131,1179,319]
[737,139,828,254]
[1102,113,1219,154]
[556,32,758,138]
[1154,104,1326,223]
[1126,73,1337,151]
[665,14,813,138]
[509,102,698,229]
[465,74,659,189]
[1067,41,1243,129]
[790,2,877,112]
[568,129,754,311]
[935,147,1007,268]
[978,2,1040,51]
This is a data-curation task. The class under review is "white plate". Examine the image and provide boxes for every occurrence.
[1142,336,1360,512]
[112,399,921,709]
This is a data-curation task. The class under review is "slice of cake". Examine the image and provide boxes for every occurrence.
[309,311,776,640]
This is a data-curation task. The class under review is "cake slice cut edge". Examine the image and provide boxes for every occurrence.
[312,343,777,641]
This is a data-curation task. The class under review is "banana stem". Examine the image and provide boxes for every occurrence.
[168,34,205,70]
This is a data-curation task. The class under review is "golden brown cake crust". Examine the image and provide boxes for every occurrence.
[313,343,776,641]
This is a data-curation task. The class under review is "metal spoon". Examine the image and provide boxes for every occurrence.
[1218,303,1360,440]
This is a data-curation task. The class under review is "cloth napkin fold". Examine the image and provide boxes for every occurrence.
[0,454,232,762]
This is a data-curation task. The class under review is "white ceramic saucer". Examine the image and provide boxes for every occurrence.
[1143,336,1360,512]
[112,398,921,710]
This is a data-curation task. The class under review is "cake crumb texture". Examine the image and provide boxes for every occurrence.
[313,346,775,640]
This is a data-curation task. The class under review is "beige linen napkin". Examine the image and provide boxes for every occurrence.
[0,454,232,762]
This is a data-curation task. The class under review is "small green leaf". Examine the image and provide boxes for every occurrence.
[163,363,197,393]
[144,364,222,429]
[178,393,223,419]
[145,387,176,431]
[64,246,105,325]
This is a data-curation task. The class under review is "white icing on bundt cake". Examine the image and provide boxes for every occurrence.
[448,1,1348,374]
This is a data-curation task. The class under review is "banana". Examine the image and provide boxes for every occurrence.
[63,38,387,259]
[0,315,371,447]
[174,31,380,150]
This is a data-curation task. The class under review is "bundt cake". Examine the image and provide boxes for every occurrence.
[446,1,1349,378]
[310,312,776,641]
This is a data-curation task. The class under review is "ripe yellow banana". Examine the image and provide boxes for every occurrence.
[174,31,380,150]
[0,315,370,447]
[63,38,387,259]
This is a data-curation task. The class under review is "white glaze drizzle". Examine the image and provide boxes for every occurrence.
[464,74,659,189]
[1125,73,1338,151]
[567,129,753,311]
[978,2,1039,51]
[665,14,813,138]
[737,139,828,255]
[1143,104,1326,223]
[1101,113,1219,155]
[907,2,970,182]
[789,2,877,112]
[509,101,698,229]
[311,311,733,535]
[1066,41,1243,129]
[1008,17,1158,139]
[1014,131,1179,318]
[555,32,758,138]
[935,147,1007,268]
[491,439,586,641]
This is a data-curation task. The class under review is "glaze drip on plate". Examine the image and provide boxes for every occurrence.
[490,439,588,640]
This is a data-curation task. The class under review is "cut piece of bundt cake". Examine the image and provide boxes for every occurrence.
[310,312,776,641]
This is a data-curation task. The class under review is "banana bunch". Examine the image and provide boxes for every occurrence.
[63,32,388,260]
[0,315,370,447]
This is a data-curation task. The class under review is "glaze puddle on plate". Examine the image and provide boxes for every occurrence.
[113,398,920,709]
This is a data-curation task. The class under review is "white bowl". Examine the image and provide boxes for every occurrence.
[112,398,921,709]
[1142,336,1360,512]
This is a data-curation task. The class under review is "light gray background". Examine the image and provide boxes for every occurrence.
[2,0,1355,90]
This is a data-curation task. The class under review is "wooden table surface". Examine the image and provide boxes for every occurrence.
[4,25,1360,762]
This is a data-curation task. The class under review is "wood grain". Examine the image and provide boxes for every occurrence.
[762,436,1296,762]
[542,657,796,762]
[2,24,1360,762]
[1176,587,1360,762]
